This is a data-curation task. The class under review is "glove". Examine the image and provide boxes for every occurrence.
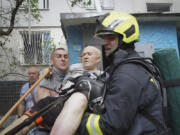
[75,76,104,102]
[75,76,106,113]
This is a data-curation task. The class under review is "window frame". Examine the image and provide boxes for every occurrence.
[84,0,114,10]
[38,0,49,10]
[19,30,51,66]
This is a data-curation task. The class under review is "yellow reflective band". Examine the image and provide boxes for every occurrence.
[86,114,94,135]
[94,115,103,135]
[150,77,158,88]
[86,114,103,135]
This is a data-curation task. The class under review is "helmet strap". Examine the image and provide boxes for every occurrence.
[118,40,135,51]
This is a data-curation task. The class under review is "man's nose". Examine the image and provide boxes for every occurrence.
[104,38,109,44]
[104,40,109,47]
[61,56,65,61]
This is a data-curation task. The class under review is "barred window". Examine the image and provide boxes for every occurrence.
[20,31,51,65]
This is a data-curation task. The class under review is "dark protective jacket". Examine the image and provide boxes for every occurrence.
[77,49,164,135]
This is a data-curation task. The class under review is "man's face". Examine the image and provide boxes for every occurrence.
[51,49,69,72]
[103,34,119,56]
[28,67,39,84]
[81,46,101,71]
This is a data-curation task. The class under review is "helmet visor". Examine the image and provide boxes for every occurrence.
[95,31,117,39]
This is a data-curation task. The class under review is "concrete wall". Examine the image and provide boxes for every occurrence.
[2,0,180,27]
[1,0,180,80]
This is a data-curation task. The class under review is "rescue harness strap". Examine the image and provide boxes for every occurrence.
[163,78,180,88]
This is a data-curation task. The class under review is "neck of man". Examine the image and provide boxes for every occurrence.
[86,67,97,71]
[53,66,67,79]
[29,81,35,87]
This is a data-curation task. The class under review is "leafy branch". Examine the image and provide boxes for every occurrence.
[70,0,92,7]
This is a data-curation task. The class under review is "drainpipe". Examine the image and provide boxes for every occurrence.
[94,0,102,12]
[28,0,31,47]
[0,0,2,26]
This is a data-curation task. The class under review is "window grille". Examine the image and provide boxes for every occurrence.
[19,31,51,65]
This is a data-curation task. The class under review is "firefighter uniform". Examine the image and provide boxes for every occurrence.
[77,49,164,135]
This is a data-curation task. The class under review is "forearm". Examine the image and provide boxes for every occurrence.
[50,92,88,135]
[17,103,25,117]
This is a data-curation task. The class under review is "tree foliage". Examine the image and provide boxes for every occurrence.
[0,0,41,79]
[70,0,92,7]
[0,0,41,37]
[0,0,91,38]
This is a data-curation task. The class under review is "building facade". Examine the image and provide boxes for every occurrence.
[0,0,180,79]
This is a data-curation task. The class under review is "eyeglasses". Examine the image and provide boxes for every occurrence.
[80,52,95,57]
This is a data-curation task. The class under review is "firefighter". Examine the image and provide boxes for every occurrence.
[50,11,165,135]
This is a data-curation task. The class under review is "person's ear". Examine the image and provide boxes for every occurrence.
[96,55,101,64]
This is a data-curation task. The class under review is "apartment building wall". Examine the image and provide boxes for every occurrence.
[1,0,180,80]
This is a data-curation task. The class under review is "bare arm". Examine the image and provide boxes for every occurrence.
[50,92,88,135]
[17,101,25,117]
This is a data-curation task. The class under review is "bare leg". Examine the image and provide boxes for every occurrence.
[50,92,88,135]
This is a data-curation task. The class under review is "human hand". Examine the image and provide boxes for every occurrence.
[42,67,53,78]
[75,76,104,101]
[75,76,106,113]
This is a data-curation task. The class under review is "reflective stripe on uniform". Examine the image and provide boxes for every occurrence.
[86,114,103,135]
[150,77,158,88]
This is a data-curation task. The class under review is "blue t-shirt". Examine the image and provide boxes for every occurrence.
[20,82,38,111]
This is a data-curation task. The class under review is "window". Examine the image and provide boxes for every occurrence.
[38,0,49,9]
[101,0,114,9]
[146,3,172,12]
[84,0,114,10]
[20,31,51,65]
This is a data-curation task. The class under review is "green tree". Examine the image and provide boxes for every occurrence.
[0,0,41,79]
[69,0,92,7]
[0,0,40,37]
